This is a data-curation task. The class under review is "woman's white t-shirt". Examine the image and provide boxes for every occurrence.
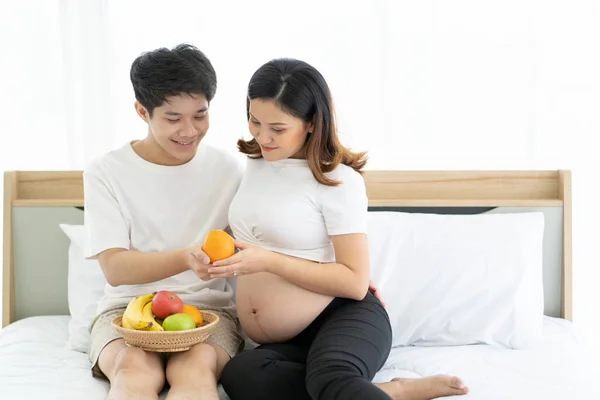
[228,158,368,263]
[83,142,244,314]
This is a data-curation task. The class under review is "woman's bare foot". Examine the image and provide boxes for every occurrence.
[375,374,468,400]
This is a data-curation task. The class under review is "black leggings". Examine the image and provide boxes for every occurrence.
[221,292,393,400]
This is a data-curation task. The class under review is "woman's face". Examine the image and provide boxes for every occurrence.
[248,99,313,161]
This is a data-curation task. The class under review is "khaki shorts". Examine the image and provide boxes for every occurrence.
[88,305,244,379]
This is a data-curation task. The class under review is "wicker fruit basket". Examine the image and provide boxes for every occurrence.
[111,311,220,352]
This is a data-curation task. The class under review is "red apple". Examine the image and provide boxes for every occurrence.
[151,291,183,319]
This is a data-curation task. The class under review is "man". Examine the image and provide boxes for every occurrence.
[84,44,243,400]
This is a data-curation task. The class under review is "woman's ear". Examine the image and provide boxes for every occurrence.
[307,120,315,134]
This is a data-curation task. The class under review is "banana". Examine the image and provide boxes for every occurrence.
[121,293,156,330]
[121,315,135,329]
[141,301,164,331]
[122,312,152,330]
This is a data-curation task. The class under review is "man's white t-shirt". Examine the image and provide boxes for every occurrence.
[228,158,368,263]
[84,141,244,314]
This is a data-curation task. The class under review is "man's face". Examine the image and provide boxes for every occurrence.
[136,93,209,165]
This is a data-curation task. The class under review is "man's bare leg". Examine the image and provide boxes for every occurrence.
[165,342,230,400]
[98,339,165,400]
[374,375,469,400]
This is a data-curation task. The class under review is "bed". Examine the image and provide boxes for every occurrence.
[2,169,600,399]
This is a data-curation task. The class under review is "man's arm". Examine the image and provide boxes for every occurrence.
[97,248,185,286]
[83,166,213,286]
[97,245,211,286]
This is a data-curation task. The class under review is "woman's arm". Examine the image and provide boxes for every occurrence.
[209,233,371,300]
[269,234,370,300]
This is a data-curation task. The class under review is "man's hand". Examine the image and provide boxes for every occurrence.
[369,280,386,308]
[186,245,212,280]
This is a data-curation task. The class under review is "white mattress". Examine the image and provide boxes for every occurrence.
[373,317,600,399]
[1,316,599,400]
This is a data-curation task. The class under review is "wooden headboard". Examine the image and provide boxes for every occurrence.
[2,170,572,327]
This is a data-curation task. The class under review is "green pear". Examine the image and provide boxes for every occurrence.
[162,313,196,331]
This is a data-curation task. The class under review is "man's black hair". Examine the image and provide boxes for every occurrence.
[130,44,217,116]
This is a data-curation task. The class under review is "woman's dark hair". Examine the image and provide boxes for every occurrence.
[130,43,217,116]
[238,58,367,186]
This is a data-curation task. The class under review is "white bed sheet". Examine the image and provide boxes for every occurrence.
[1,316,599,400]
[0,316,230,400]
[373,317,600,399]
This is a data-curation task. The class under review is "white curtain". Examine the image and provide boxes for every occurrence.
[1,0,598,343]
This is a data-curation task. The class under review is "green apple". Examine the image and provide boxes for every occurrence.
[162,313,196,331]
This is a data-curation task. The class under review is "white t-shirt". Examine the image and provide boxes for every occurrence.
[83,141,244,314]
[228,158,368,263]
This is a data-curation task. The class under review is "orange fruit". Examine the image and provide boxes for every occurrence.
[202,230,235,263]
[180,304,203,327]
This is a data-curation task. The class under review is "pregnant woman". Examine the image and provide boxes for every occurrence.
[207,58,468,400]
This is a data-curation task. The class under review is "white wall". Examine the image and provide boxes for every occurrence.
[1,1,599,341]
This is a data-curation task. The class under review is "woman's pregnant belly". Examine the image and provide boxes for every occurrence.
[236,273,334,344]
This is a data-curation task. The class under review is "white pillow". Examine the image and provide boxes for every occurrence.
[59,224,107,353]
[367,211,544,349]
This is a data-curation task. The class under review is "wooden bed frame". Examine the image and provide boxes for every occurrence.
[2,170,572,328]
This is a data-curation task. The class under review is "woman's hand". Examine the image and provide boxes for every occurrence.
[208,240,276,278]
[368,280,386,308]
